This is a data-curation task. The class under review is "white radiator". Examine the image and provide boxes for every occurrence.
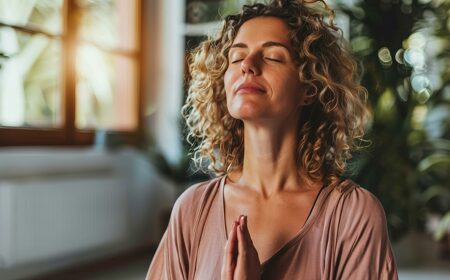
[0,147,176,280]
[0,174,128,268]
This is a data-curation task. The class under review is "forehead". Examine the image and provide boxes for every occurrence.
[233,16,292,46]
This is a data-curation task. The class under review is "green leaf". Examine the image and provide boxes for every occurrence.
[426,139,450,151]
[434,212,450,240]
[421,184,450,203]
[418,154,450,172]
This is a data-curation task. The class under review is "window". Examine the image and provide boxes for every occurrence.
[0,0,142,145]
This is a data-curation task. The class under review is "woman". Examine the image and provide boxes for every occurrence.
[147,0,398,279]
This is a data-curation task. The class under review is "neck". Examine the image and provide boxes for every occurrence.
[228,119,320,198]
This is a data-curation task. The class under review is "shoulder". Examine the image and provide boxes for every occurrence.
[338,180,386,219]
[326,181,399,278]
[329,179,389,236]
[164,176,224,248]
[171,175,223,219]
[334,180,384,210]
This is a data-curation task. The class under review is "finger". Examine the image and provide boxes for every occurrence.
[243,215,260,263]
[223,222,238,279]
[237,216,247,256]
[222,221,238,280]
[228,221,239,260]
[236,214,244,229]
[238,214,245,222]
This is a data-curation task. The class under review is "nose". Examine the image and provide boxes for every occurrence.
[240,55,261,76]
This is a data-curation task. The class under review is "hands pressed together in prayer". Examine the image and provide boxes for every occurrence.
[221,215,261,280]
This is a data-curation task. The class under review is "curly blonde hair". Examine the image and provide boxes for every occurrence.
[182,0,370,188]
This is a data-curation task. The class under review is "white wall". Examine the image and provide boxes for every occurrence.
[144,0,186,166]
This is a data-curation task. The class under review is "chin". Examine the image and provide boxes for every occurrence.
[227,98,271,120]
[229,107,268,120]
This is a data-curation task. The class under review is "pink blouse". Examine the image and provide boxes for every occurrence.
[146,175,398,279]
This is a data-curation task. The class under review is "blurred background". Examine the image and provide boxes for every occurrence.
[0,0,448,279]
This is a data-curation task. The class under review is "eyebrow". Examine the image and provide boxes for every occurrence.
[230,41,291,51]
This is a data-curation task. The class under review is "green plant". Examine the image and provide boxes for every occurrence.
[338,0,450,243]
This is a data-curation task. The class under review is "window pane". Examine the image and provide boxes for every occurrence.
[0,28,62,127]
[76,44,137,130]
[0,0,63,35]
[76,0,138,51]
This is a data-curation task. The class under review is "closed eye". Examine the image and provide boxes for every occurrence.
[230,58,283,64]
[265,57,283,62]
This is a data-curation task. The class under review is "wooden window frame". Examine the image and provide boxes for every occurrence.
[0,0,144,146]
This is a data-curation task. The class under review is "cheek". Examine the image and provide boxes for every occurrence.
[282,72,302,101]
[273,76,303,111]
[286,81,302,102]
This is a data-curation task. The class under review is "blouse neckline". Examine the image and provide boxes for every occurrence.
[219,174,333,268]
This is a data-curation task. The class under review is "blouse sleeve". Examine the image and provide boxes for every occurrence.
[334,187,399,280]
[145,184,201,280]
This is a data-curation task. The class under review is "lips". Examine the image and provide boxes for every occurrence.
[236,82,266,95]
